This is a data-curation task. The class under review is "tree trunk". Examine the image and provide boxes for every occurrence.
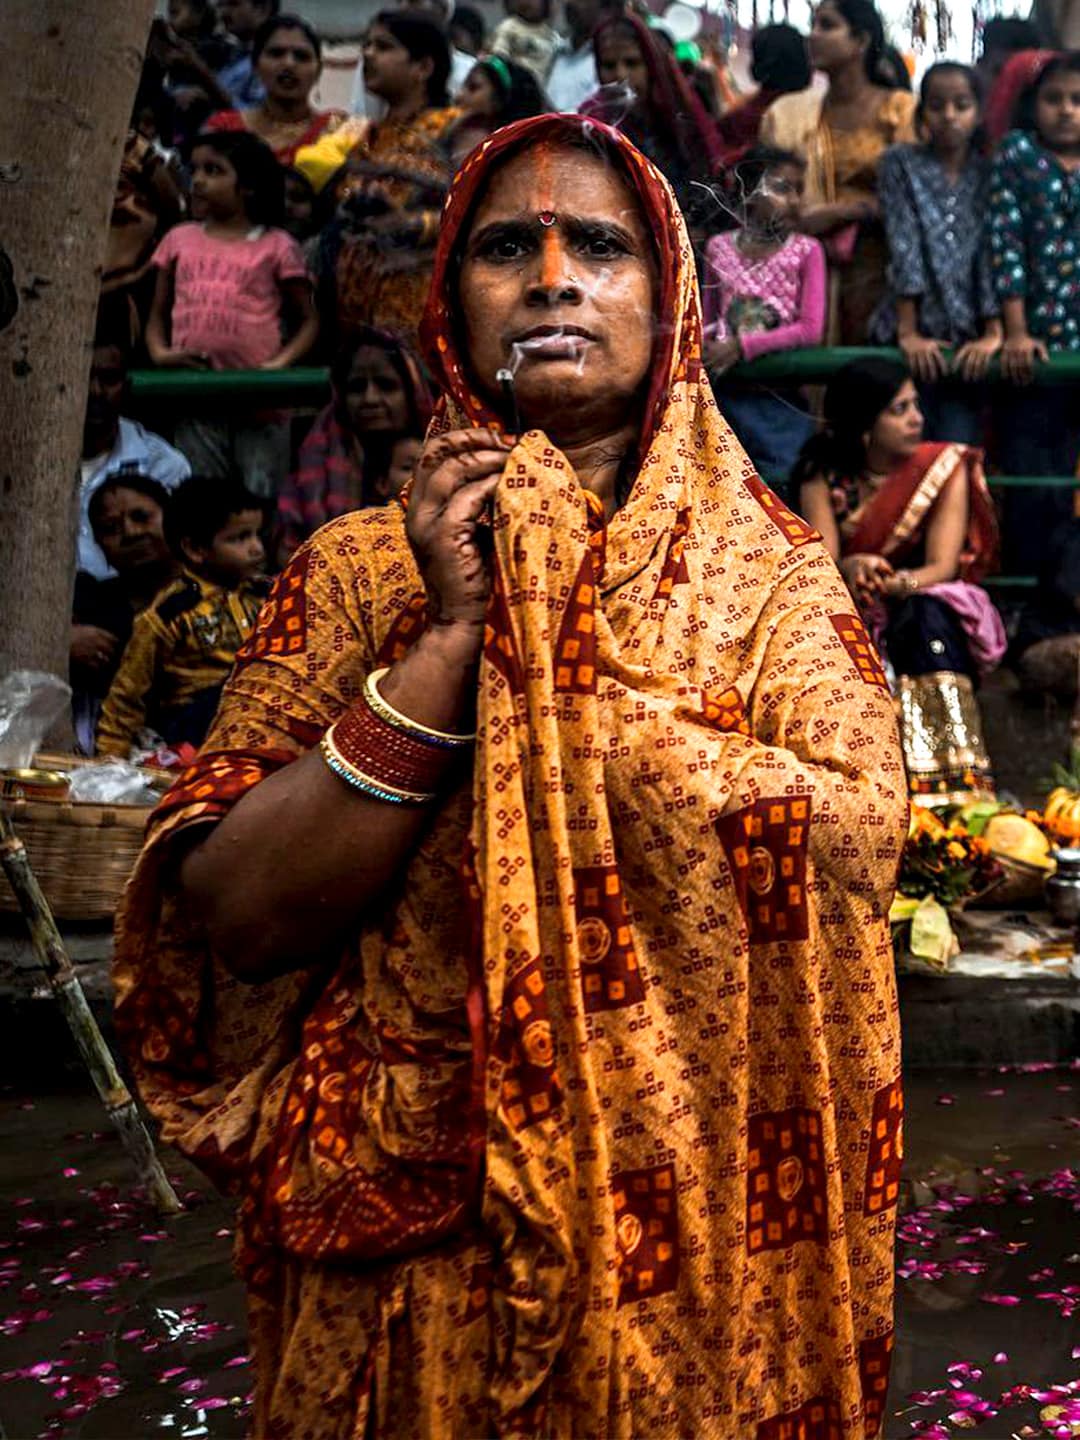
[0,1,155,688]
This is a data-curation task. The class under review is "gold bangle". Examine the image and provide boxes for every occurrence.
[365,667,476,748]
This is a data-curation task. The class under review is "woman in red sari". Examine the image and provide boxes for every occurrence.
[798,355,1005,802]
[581,10,722,210]
[204,14,352,167]
[115,116,906,1438]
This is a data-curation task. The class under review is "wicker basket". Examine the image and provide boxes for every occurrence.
[0,755,157,922]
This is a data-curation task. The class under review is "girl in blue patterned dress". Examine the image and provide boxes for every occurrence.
[987,52,1080,574]
[873,63,1002,445]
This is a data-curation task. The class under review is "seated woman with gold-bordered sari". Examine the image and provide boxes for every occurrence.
[114,116,907,1439]
[798,356,1005,803]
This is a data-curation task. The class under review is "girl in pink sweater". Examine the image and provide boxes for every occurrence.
[702,145,826,496]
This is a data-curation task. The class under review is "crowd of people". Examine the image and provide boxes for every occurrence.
[74,0,1080,802]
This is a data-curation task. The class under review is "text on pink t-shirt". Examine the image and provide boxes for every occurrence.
[152,223,308,370]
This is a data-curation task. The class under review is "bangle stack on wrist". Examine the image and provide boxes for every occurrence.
[320,666,475,805]
[897,570,920,595]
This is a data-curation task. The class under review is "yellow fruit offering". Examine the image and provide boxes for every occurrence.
[983,813,1055,871]
[1045,786,1080,844]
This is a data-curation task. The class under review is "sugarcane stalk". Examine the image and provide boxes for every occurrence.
[0,808,181,1215]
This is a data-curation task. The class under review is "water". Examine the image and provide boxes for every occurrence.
[0,1066,1076,1439]
[0,1088,245,1439]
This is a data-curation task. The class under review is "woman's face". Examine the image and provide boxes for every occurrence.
[94,487,170,576]
[596,29,650,103]
[343,347,411,434]
[868,380,924,461]
[808,3,866,75]
[363,24,430,103]
[458,64,499,119]
[257,26,321,105]
[459,145,656,444]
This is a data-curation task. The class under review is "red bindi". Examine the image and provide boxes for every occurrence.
[538,211,557,227]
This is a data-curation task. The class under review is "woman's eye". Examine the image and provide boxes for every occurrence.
[581,234,625,258]
[484,236,530,259]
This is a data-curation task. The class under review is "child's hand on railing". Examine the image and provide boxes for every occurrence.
[1001,334,1049,386]
[954,331,1002,383]
[152,348,211,370]
[898,332,947,383]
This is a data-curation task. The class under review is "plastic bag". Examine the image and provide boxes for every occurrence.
[68,761,159,807]
[0,671,71,770]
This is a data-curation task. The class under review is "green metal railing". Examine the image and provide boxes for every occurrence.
[128,347,1080,592]
[127,346,1080,397]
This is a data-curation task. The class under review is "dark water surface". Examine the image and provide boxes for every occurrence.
[0,1066,1076,1439]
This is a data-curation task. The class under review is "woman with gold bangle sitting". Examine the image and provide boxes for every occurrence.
[797,356,1006,803]
[114,116,907,1438]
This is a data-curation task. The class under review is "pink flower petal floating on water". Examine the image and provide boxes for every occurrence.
[993,1352,1009,1363]
[936,1095,956,1106]
[71,1275,117,1295]
[982,1293,1022,1305]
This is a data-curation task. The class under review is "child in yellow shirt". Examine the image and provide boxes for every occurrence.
[96,476,267,757]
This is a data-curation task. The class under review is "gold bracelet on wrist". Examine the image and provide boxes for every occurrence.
[364,667,476,748]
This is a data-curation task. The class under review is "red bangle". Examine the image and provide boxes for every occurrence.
[328,691,461,799]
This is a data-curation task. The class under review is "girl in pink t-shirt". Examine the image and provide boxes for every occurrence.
[148,131,318,497]
[702,145,826,497]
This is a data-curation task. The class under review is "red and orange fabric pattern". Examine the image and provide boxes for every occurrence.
[114,116,908,1438]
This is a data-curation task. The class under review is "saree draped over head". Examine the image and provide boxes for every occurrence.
[836,442,1004,801]
[580,11,723,204]
[114,115,907,1439]
[760,87,917,343]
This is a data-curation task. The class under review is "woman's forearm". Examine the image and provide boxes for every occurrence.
[180,623,482,982]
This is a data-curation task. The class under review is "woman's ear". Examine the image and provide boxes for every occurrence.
[416,54,435,88]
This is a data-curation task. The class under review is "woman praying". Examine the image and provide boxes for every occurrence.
[115,115,906,1439]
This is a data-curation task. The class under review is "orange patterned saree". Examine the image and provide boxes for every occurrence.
[114,116,908,1439]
